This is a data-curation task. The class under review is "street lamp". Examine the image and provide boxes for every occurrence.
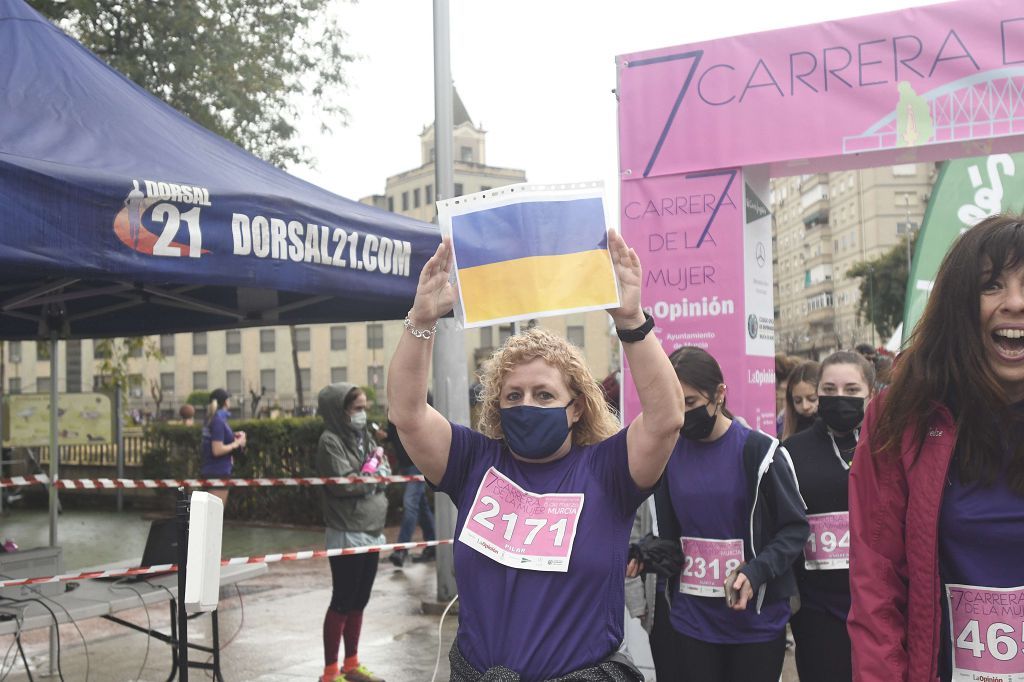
[897,194,919,273]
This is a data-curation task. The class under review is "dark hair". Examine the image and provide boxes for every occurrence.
[854,343,876,358]
[343,386,365,412]
[782,361,820,439]
[775,353,799,388]
[207,388,230,425]
[874,213,1024,493]
[669,346,734,418]
[820,351,875,391]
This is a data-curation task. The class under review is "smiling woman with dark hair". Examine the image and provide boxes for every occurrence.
[850,214,1024,682]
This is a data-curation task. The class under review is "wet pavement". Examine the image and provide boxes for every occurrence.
[0,509,797,680]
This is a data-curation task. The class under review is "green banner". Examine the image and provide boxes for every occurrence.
[902,154,1024,345]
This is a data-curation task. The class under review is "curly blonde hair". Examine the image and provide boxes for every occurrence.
[477,327,620,446]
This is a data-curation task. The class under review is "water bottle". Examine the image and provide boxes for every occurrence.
[361,446,384,474]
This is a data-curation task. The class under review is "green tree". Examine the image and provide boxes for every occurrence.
[29,0,354,167]
[847,236,916,342]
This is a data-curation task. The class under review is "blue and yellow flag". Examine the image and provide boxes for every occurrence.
[450,196,618,326]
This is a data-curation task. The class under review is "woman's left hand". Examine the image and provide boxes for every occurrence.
[607,229,645,328]
[728,571,755,610]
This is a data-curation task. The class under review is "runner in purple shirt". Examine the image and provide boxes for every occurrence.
[386,233,685,681]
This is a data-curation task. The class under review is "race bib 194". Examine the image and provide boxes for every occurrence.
[803,512,850,570]
[946,584,1024,681]
[679,537,744,597]
[458,467,584,572]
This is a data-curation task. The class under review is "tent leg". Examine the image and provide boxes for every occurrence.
[48,336,59,676]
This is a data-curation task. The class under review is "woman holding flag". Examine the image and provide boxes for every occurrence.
[387,230,684,680]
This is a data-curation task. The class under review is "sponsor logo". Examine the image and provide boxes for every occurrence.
[747,314,759,339]
[113,179,211,258]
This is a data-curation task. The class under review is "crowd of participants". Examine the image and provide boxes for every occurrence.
[199,214,1024,681]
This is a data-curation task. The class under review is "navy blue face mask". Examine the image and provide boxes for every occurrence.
[500,400,575,460]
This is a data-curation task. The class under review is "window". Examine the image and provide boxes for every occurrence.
[226,370,242,395]
[37,376,51,393]
[193,332,207,356]
[8,341,20,364]
[402,192,409,211]
[37,341,50,361]
[367,365,384,390]
[331,367,348,383]
[426,185,433,204]
[128,374,144,398]
[567,325,585,348]
[160,372,175,393]
[480,327,493,348]
[367,324,383,350]
[499,324,513,346]
[93,341,110,359]
[260,329,275,353]
[461,146,473,162]
[480,186,492,192]
[193,371,208,391]
[294,327,310,352]
[260,369,276,393]
[413,188,421,208]
[225,330,241,354]
[160,334,175,356]
[8,377,20,394]
[93,374,114,391]
[330,325,347,350]
[387,196,394,212]
[454,183,464,197]
[299,368,311,392]
[128,340,143,358]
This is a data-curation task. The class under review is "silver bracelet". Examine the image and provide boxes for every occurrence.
[404,315,437,340]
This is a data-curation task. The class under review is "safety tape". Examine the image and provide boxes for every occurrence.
[0,539,454,588]
[0,474,425,490]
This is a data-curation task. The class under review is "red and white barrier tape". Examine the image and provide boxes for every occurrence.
[0,539,454,589]
[0,474,425,490]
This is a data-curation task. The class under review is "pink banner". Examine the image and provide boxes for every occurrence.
[617,0,1024,178]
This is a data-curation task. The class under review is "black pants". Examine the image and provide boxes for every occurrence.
[649,589,681,679]
[790,607,852,682]
[328,552,380,613]
[675,630,786,682]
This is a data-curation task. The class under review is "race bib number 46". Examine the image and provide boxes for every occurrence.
[458,467,584,573]
[947,584,1024,681]
[804,512,850,570]
[679,537,744,597]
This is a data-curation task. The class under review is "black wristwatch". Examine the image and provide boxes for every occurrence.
[616,311,655,343]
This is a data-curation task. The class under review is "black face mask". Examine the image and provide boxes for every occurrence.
[795,412,817,432]
[681,402,720,441]
[817,395,865,433]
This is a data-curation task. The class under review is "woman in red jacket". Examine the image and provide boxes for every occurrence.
[849,214,1024,682]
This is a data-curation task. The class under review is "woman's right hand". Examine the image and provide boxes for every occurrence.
[409,238,455,327]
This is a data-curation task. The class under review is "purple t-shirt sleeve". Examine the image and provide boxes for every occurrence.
[587,427,651,518]
[211,412,232,446]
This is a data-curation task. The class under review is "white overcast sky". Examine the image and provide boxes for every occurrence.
[289,0,947,207]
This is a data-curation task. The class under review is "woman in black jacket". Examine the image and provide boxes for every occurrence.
[784,350,874,682]
[652,346,809,682]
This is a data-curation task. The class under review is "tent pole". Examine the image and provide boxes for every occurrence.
[432,0,466,604]
[48,335,58,675]
[115,388,123,512]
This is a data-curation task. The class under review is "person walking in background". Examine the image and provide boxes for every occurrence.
[316,382,388,682]
[785,351,875,682]
[199,388,244,504]
[780,361,820,440]
[653,346,808,682]
[849,214,1024,681]
[775,353,800,436]
[388,394,437,568]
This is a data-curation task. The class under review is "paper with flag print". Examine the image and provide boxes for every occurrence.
[437,182,619,328]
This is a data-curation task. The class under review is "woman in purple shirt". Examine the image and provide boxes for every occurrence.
[386,232,685,681]
[652,347,808,682]
[200,388,245,504]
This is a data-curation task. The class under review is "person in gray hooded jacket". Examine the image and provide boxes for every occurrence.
[315,382,389,682]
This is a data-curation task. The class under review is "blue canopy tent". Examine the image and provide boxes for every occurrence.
[0,0,439,555]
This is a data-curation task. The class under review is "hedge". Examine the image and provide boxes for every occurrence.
[141,408,401,526]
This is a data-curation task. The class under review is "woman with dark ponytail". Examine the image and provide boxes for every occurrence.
[199,388,245,504]
[648,346,808,681]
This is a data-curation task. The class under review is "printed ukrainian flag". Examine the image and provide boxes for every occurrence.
[451,197,618,325]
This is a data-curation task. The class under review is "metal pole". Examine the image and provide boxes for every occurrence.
[115,388,124,512]
[176,488,190,681]
[48,336,58,675]
[432,0,467,603]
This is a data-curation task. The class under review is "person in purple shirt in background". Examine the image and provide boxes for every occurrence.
[386,232,685,681]
[784,350,875,682]
[200,388,245,504]
[647,347,808,682]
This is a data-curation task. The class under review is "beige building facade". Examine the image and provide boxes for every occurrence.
[1,93,618,418]
[773,163,937,359]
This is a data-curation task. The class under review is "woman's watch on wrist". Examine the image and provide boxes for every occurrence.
[616,311,655,343]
